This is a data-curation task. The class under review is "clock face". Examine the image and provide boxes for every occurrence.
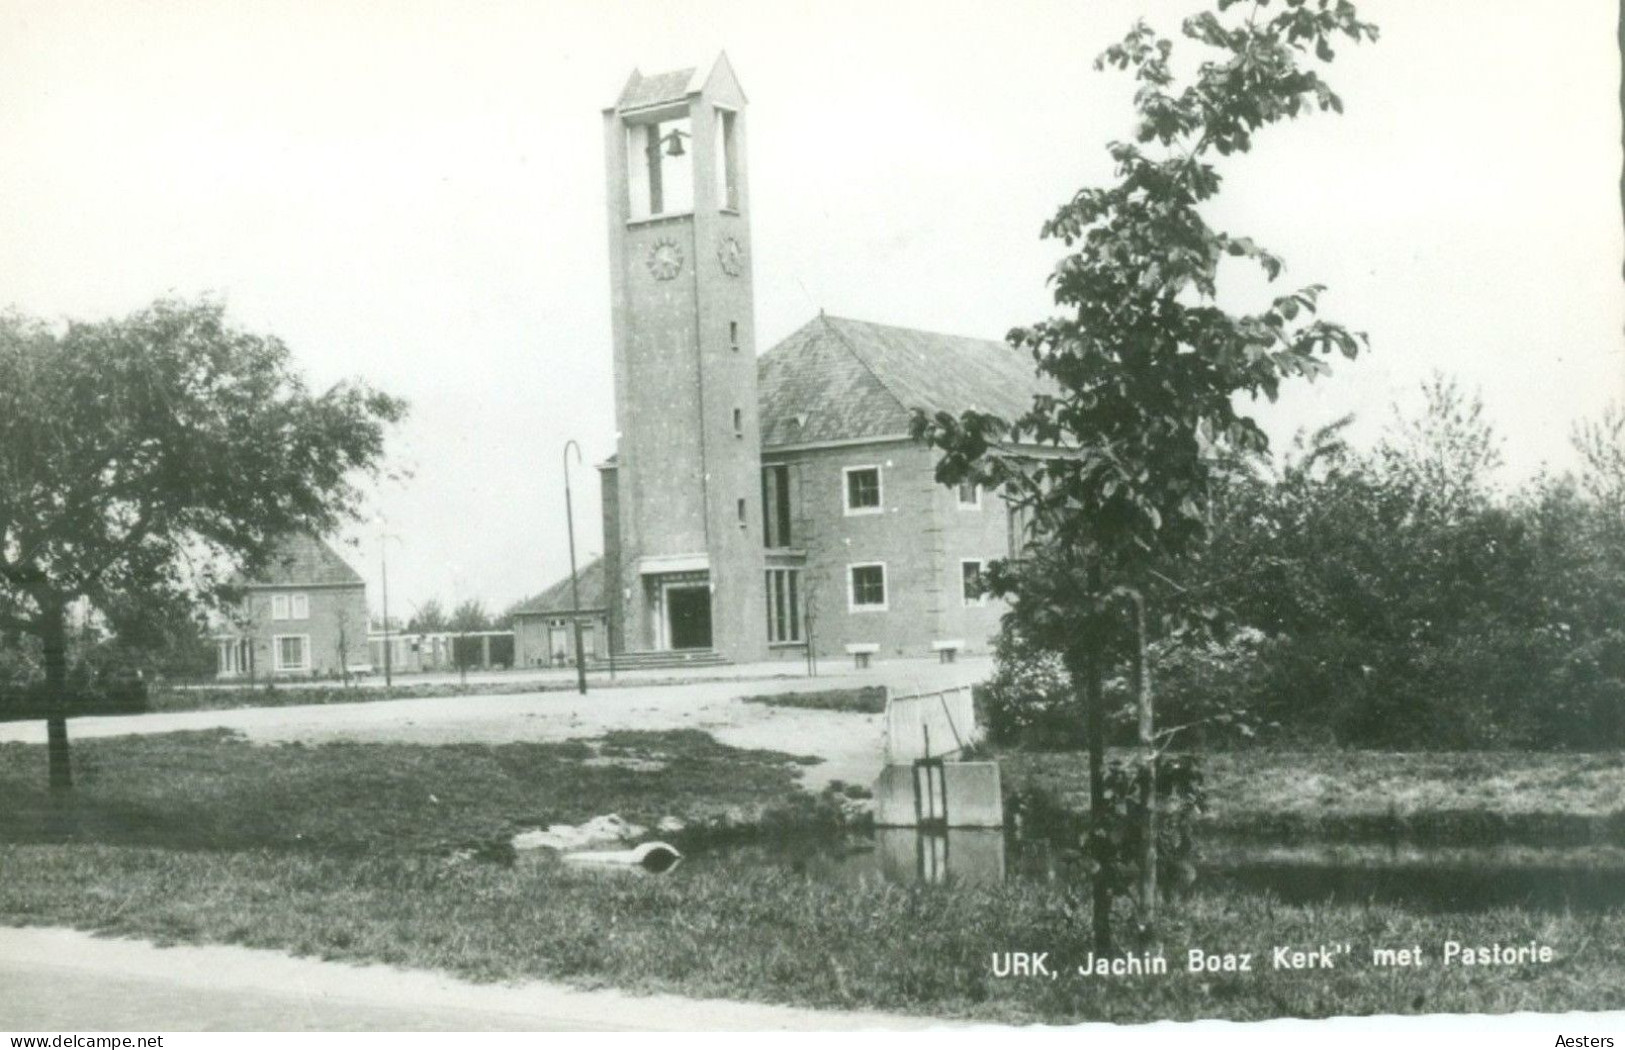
[717,236,745,277]
[646,238,684,281]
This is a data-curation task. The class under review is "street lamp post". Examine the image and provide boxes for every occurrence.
[563,440,588,696]
[378,525,401,692]
[380,533,393,691]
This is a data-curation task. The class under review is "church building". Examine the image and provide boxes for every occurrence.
[594,56,1047,665]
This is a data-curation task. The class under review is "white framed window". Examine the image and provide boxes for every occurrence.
[290,593,309,620]
[961,560,988,607]
[957,481,981,509]
[848,562,888,612]
[843,465,882,515]
[273,634,310,672]
[271,594,288,620]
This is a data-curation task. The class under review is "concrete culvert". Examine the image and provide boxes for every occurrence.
[560,842,682,874]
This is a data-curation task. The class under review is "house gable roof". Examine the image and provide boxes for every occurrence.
[509,557,607,617]
[244,534,364,589]
[756,314,1047,449]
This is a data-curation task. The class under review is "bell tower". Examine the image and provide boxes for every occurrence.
[601,55,767,661]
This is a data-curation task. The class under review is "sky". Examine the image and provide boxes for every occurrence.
[1,0,1620,618]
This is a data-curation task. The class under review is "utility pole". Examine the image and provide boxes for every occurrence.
[563,440,588,695]
[378,524,398,692]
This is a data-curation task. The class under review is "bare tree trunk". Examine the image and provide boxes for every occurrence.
[1130,589,1156,933]
[1083,558,1110,956]
[41,599,72,793]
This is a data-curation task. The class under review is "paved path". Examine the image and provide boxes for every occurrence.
[0,657,989,790]
[0,926,942,1031]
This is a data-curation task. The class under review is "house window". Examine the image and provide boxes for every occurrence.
[843,466,882,515]
[737,497,748,529]
[761,465,793,548]
[271,593,309,620]
[961,560,988,607]
[849,563,887,612]
[272,594,288,620]
[732,407,743,436]
[729,320,740,353]
[765,568,801,643]
[958,481,981,509]
[274,635,309,672]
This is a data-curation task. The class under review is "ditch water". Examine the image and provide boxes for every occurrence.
[679,830,1625,914]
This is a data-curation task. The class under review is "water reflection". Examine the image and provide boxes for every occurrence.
[686,830,1625,913]
[875,827,1005,885]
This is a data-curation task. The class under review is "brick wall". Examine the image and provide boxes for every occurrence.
[766,439,1011,660]
[241,584,369,678]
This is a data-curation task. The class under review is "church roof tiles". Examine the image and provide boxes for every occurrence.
[756,314,1048,449]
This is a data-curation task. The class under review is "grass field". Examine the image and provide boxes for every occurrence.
[2,730,1622,1024]
[1001,748,1625,843]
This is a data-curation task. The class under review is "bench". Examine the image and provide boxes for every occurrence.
[844,642,880,669]
[931,639,964,664]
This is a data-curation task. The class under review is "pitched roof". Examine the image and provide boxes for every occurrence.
[615,67,699,111]
[246,534,364,588]
[509,557,607,617]
[757,314,1048,448]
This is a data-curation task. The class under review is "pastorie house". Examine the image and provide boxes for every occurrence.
[213,534,369,680]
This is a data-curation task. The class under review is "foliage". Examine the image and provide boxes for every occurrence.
[977,627,1081,747]
[0,298,405,784]
[1086,755,1205,901]
[1142,389,1625,750]
[0,299,406,632]
[407,598,449,633]
[449,599,491,633]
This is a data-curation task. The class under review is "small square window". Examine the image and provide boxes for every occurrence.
[844,466,882,514]
[962,561,987,606]
[958,481,981,508]
[850,564,887,610]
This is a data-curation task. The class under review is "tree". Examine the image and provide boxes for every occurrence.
[914,0,1375,946]
[408,598,449,633]
[0,298,406,792]
[449,599,490,634]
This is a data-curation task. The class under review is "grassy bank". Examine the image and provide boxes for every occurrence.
[1001,748,1625,843]
[2,731,1623,1023]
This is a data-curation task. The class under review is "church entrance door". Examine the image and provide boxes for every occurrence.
[666,586,713,650]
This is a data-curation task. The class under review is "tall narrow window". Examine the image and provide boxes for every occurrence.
[737,497,747,529]
[732,407,743,436]
[961,560,988,607]
[729,320,739,352]
[762,465,793,547]
[716,107,739,211]
[765,569,802,643]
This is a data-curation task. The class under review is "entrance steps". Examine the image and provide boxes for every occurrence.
[589,649,730,672]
